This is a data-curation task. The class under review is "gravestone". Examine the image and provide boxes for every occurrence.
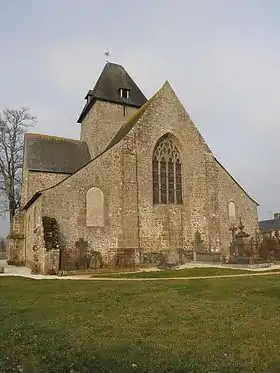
[228,220,269,266]
[32,245,41,274]
[0,239,7,260]
[75,238,89,269]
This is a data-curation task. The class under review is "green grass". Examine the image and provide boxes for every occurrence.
[90,266,276,278]
[1,276,280,372]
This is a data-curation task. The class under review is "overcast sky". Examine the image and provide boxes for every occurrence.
[1,0,280,236]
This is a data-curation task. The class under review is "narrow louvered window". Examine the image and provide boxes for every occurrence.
[120,88,130,99]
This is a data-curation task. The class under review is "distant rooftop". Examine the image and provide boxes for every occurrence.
[259,213,280,232]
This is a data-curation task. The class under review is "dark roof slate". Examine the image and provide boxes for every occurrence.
[259,219,280,232]
[25,133,91,174]
[77,62,147,123]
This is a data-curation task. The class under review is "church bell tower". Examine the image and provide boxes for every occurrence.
[77,62,147,158]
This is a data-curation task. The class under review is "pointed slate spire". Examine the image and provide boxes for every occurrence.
[77,62,147,123]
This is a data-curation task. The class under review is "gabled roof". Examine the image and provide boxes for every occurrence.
[259,219,280,232]
[77,62,147,123]
[23,88,156,211]
[24,133,90,174]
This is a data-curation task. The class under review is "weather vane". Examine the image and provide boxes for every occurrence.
[104,48,110,62]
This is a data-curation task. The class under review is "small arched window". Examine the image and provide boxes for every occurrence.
[86,187,105,226]
[153,135,182,204]
[228,201,236,220]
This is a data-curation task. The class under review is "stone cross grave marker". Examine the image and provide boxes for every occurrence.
[75,238,89,269]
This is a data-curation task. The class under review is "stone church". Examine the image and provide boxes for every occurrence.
[8,62,259,273]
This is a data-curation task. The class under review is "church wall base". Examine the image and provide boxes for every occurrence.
[7,212,26,266]
[7,237,25,266]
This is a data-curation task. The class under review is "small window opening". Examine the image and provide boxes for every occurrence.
[120,88,130,99]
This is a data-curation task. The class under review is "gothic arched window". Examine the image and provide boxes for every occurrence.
[153,135,182,204]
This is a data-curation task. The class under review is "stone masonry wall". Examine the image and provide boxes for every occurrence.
[125,83,209,256]
[26,82,259,272]
[21,170,69,208]
[41,143,123,269]
[122,82,258,257]
[21,168,29,208]
[118,137,139,254]
[217,163,259,253]
[80,100,137,158]
[7,212,25,265]
[25,195,62,274]
[24,196,47,273]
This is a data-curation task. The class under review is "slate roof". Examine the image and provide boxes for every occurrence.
[24,133,91,174]
[259,219,280,232]
[77,62,147,123]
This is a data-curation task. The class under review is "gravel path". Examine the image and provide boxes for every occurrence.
[86,272,280,281]
[1,259,280,281]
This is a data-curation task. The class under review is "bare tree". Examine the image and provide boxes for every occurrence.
[0,108,36,225]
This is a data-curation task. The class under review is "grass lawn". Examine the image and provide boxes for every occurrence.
[1,276,280,373]
[90,266,277,278]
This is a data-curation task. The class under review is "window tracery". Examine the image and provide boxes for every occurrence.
[153,135,182,204]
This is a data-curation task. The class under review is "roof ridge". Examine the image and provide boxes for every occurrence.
[106,61,123,67]
[26,133,83,143]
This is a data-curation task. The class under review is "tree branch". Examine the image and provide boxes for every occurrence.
[0,107,36,224]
